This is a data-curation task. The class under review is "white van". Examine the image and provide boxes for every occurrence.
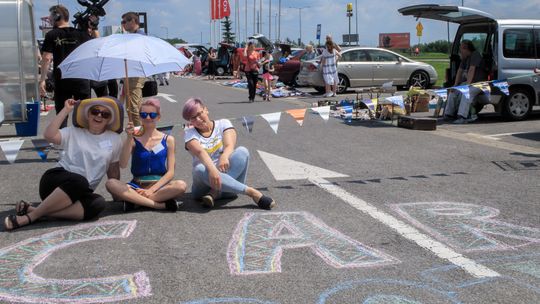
[399,4,540,120]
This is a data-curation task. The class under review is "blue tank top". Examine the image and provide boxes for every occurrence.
[131,135,168,177]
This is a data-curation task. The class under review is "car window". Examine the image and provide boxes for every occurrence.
[367,50,398,62]
[340,50,368,62]
[535,29,540,58]
[461,33,488,53]
[503,29,535,59]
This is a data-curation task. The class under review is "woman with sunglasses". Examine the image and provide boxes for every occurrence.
[182,97,275,210]
[106,98,186,212]
[4,97,124,231]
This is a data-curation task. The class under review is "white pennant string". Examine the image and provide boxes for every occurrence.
[311,106,330,122]
[260,112,282,134]
[0,140,24,164]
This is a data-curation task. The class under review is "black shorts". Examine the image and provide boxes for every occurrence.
[39,167,106,220]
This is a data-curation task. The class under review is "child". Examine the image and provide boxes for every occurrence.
[261,51,274,101]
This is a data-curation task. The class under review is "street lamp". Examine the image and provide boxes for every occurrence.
[288,6,310,46]
[161,26,169,40]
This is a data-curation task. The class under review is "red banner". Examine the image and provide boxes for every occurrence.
[378,33,411,49]
[211,0,230,20]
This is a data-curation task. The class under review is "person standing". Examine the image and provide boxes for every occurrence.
[39,5,98,128]
[261,51,274,101]
[321,40,341,97]
[121,12,146,126]
[242,42,261,102]
[207,48,218,80]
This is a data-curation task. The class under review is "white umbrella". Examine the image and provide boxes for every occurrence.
[59,33,190,81]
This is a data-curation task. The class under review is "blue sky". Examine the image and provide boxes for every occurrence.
[35,0,540,46]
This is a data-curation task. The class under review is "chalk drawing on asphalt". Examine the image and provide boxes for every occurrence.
[227,212,399,275]
[391,202,540,252]
[0,220,151,303]
[181,298,277,304]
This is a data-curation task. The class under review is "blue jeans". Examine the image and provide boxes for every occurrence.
[191,146,250,199]
[445,86,489,118]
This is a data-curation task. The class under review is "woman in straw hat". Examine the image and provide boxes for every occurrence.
[182,97,275,210]
[4,97,124,231]
[106,98,186,212]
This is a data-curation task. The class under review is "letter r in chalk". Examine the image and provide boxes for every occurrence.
[227,212,398,275]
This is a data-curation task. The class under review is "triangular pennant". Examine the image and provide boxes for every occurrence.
[242,116,255,133]
[260,112,282,134]
[453,85,470,99]
[433,89,448,100]
[310,106,330,122]
[286,109,307,126]
[492,80,509,95]
[31,139,51,161]
[472,82,491,99]
[157,125,174,135]
[0,140,24,164]
[371,98,378,110]
[385,95,405,108]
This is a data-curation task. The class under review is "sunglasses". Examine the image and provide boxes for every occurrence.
[89,108,112,119]
[140,112,158,119]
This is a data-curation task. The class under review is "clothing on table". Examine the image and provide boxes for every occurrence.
[58,127,122,190]
[131,135,169,178]
[184,119,235,168]
[191,146,250,199]
[39,167,105,220]
[321,48,339,85]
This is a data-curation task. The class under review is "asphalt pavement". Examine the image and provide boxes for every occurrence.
[0,76,538,304]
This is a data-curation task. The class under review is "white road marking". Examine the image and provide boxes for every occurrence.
[482,131,533,141]
[258,150,500,279]
[157,93,178,103]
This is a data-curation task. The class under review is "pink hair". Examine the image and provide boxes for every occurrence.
[140,98,161,114]
[182,97,205,121]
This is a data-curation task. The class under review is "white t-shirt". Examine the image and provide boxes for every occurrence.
[58,127,122,189]
[184,119,235,168]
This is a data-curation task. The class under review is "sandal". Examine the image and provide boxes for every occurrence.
[257,195,276,210]
[201,194,215,208]
[4,214,31,231]
[164,199,180,212]
[16,200,31,216]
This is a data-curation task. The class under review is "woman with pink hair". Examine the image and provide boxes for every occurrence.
[182,97,276,210]
[106,98,186,212]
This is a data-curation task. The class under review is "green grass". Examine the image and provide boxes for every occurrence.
[397,51,449,60]
[422,60,448,88]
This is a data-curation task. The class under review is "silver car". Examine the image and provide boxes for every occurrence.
[297,47,438,93]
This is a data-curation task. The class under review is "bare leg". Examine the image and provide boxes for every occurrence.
[148,180,187,202]
[47,202,85,220]
[106,179,166,209]
[244,186,263,204]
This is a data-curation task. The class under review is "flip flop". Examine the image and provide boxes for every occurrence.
[16,200,31,216]
[4,214,31,231]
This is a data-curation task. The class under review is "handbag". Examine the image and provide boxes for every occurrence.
[142,80,158,97]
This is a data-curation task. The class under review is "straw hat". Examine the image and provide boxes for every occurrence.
[73,97,124,134]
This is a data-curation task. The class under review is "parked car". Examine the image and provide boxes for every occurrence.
[273,44,324,86]
[399,4,540,120]
[297,47,438,94]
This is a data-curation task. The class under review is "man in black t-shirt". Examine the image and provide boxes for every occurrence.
[40,5,99,127]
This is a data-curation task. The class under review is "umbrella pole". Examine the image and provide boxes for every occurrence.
[124,58,132,123]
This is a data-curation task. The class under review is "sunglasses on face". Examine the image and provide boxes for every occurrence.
[89,108,112,119]
[140,112,158,119]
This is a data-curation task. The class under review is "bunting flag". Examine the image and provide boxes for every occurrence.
[260,112,282,134]
[310,106,330,122]
[242,116,255,133]
[342,106,353,123]
[286,109,307,126]
[433,89,448,100]
[361,99,378,111]
[385,95,405,108]
[0,140,24,164]
[492,80,509,95]
[472,82,491,99]
[452,85,470,99]
[31,139,52,161]
[157,125,174,135]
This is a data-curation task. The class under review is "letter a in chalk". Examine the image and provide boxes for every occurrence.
[227,212,398,275]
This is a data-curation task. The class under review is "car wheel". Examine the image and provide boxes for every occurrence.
[337,74,349,94]
[502,88,533,121]
[314,86,326,93]
[216,67,225,76]
[292,72,300,87]
[408,70,430,89]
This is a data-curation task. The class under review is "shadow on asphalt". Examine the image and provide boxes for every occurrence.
[513,132,540,142]
[217,101,252,104]
[511,152,540,158]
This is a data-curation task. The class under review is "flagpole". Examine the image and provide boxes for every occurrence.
[210,0,212,46]
[245,0,248,41]
[253,0,256,34]
[269,0,272,40]
[278,0,281,42]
